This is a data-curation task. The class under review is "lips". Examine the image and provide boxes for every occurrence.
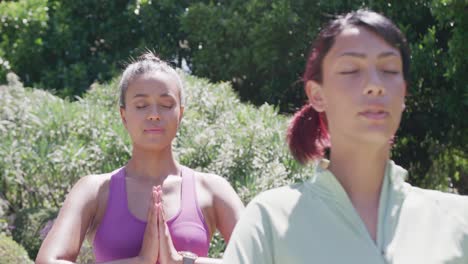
[144,127,164,133]
[359,109,389,120]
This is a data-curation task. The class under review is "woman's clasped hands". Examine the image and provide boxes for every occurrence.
[138,185,183,264]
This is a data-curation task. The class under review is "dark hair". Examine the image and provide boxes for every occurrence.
[287,9,411,164]
[118,51,185,108]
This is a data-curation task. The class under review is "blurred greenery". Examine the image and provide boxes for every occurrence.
[180,0,468,191]
[0,0,466,191]
[0,0,466,260]
[12,207,57,259]
[0,0,190,95]
[0,72,307,258]
[0,233,33,264]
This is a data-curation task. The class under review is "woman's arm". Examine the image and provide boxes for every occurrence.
[35,175,101,263]
[36,176,162,264]
[208,174,245,244]
[196,174,244,264]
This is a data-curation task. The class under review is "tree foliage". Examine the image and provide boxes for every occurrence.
[0,0,190,94]
[0,0,466,225]
[180,0,467,189]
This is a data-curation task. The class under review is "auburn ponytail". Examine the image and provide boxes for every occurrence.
[287,104,329,164]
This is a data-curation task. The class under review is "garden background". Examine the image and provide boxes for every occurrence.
[0,0,467,262]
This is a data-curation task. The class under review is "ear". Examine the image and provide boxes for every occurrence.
[305,80,326,112]
[120,107,128,128]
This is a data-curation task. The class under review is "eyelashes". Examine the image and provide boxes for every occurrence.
[339,70,359,75]
[382,70,399,74]
[338,69,401,75]
[135,104,174,110]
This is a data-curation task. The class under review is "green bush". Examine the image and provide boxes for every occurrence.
[0,234,33,264]
[0,72,131,211]
[175,73,306,202]
[76,239,95,264]
[0,71,306,256]
[0,196,10,236]
[11,207,57,259]
[0,71,305,209]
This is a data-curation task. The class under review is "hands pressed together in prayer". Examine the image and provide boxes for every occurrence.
[138,185,183,264]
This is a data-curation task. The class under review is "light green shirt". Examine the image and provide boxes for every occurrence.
[223,160,468,263]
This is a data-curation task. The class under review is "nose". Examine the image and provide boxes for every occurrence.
[363,68,385,96]
[148,115,160,121]
[147,106,161,121]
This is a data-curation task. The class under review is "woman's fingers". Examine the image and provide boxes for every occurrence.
[139,194,160,263]
[157,196,165,233]
[155,185,162,204]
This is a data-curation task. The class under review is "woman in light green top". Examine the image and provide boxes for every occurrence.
[223,9,468,264]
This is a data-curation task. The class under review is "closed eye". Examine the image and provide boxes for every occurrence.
[383,70,400,74]
[136,105,148,109]
[339,70,359,75]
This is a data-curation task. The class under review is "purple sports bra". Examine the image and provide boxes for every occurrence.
[93,166,210,263]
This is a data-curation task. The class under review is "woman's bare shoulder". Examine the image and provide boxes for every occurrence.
[69,169,121,205]
[76,172,113,193]
[192,170,243,208]
[192,170,233,192]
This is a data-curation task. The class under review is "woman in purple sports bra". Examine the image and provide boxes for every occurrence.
[36,52,245,264]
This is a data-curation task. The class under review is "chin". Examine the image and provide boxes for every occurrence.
[358,131,394,147]
[136,140,172,152]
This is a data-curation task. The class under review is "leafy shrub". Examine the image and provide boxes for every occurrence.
[0,71,306,256]
[0,73,131,212]
[76,239,95,264]
[0,233,33,264]
[176,74,306,202]
[11,207,57,259]
[0,196,10,236]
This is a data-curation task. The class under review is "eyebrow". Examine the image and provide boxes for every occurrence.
[377,51,399,58]
[131,93,176,100]
[159,93,176,100]
[338,51,399,59]
[132,94,149,99]
[338,52,366,58]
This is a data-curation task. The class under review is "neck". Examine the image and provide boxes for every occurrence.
[125,145,180,185]
[328,139,389,207]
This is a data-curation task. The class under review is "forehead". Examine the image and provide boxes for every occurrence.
[126,71,180,97]
[326,26,400,59]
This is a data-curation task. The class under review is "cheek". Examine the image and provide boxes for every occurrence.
[388,75,406,92]
[124,111,144,129]
[323,92,354,128]
[163,110,181,126]
[323,81,358,111]
[391,80,406,108]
